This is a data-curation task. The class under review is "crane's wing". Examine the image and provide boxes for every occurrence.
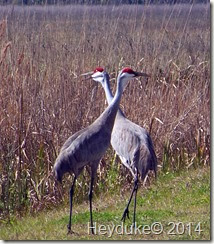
[111,118,157,179]
[64,125,111,163]
[59,127,88,153]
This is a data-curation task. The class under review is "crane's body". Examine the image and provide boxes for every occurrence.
[112,115,157,179]
[54,99,119,182]
[91,68,157,226]
[53,67,147,234]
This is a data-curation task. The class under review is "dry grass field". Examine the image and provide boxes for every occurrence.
[0,3,210,226]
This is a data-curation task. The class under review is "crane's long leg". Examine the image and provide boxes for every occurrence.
[67,175,77,234]
[89,175,95,234]
[133,173,139,228]
[88,161,99,235]
[121,171,138,224]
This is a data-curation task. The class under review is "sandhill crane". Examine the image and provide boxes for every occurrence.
[53,67,148,234]
[88,67,157,228]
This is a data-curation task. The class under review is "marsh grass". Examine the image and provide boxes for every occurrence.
[0,166,210,240]
[0,3,210,220]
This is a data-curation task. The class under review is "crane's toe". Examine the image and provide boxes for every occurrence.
[67,228,77,235]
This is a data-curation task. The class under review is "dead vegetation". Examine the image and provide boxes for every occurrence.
[0,4,210,220]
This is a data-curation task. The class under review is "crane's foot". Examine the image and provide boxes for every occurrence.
[90,229,95,235]
[90,231,95,235]
[67,224,75,235]
[132,221,136,229]
[67,224,80,235]
[67,229,77,235]
[121,207,130,222]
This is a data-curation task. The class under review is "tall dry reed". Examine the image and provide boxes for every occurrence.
[0,4,210,219]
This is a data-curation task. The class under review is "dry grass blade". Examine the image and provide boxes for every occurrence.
[0,3,210,218]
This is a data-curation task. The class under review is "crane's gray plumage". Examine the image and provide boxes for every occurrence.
[91,68,157,226]
[53,67,145,234]
[112,116,157,179]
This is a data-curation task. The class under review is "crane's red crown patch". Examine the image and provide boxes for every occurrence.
[94,67,104,73]
[122,67,135,74]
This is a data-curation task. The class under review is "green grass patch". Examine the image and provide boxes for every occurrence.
[0,166,210,240]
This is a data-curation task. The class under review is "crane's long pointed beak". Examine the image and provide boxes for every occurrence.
[80,71,94,77]
[80,71,94,80]
[135,71,151,78]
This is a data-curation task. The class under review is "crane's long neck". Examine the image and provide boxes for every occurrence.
[99,74,126,129]
[103,74,114,105]
[103,74,125,118]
